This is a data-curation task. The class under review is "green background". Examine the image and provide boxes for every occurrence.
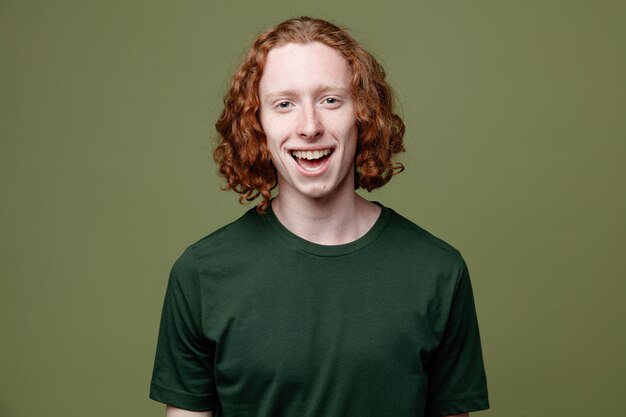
[1,1,624,416]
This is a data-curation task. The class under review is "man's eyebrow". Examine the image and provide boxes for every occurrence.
[262,85,350,101]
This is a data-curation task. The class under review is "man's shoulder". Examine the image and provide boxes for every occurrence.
[185,207,267,260]
[384,206,464,266]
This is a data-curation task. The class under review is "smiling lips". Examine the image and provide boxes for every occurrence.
[290,148,333,172]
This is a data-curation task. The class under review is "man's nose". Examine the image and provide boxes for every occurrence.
[296,106,323,140]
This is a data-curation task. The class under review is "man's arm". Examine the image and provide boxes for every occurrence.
[165,405,213,417]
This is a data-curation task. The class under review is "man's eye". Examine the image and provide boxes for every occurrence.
[277,101,291,109]
[324,97,338,104]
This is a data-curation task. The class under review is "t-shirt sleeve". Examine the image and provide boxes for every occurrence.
[149,246,217,411]
[425,257,490,417]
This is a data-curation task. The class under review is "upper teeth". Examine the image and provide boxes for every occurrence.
[292,149,331,160]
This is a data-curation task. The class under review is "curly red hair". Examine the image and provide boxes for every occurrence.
[214,16,405,213]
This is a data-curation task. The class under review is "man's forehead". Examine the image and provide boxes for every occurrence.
[259,42,352,97]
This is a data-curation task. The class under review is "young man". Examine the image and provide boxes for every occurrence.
[150,17,489,417]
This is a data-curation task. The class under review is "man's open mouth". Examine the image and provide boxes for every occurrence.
[290,149,333,172]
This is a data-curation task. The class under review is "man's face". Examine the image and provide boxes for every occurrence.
[258,42,358,202]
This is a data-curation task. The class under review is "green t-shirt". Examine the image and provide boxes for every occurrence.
[150,204,489,417]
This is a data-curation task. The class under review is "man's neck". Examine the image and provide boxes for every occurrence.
[270,192,382,246]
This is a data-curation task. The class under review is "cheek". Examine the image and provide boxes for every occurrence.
[261,122,289,163]
[261,115,291,141]
[325,112,358,135]
[259,122,279,149]
[342,120,359,150]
